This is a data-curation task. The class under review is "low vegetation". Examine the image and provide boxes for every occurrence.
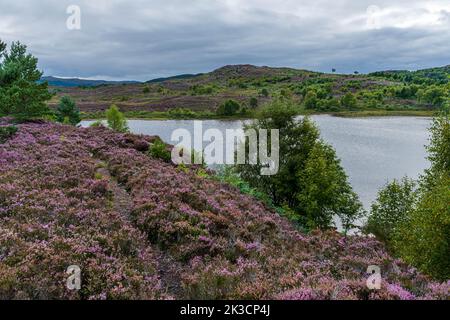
[1,120,447,299]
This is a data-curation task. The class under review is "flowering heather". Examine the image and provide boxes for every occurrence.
[0,120,448,300]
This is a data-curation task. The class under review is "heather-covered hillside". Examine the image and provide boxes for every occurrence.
[47,64,449,118]
[0,120,448,300]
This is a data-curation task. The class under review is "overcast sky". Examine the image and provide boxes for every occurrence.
[0,0,449,80]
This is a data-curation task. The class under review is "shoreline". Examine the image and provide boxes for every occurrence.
[80,109,434,121]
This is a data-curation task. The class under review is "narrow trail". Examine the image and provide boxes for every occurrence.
[95,161,184,298]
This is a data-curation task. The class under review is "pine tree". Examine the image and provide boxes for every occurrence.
[0,40,52,121]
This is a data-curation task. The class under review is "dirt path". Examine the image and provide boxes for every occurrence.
[95,161,184,298]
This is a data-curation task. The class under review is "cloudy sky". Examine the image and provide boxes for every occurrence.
[1,0,449,80]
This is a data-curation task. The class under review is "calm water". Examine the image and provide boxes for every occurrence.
[82,115,431,209]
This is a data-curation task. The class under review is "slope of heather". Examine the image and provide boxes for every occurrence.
[0,120,448,300]
[46,64,401,115]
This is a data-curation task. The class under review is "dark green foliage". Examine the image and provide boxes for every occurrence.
[365,178,417,246]
[417,85,446,107]
[425,113,450,178]
[190,84,214,95]
[216,99,241,116]
[394,85,418,99]
[168,108,196,119]
[397,113,450,280]
[249,97,258,109]
[303,91,318,109]
[149,138,171,162]
[367,114,450,280]
[142,86,150,93]
[340,92,358,109]
[236,99,364,230]
[394,174,449,280]
[370,66,450,85]
[0,40,52,121]
[0,125,18,143]
[260,88,269,97]
[56,96,81,125]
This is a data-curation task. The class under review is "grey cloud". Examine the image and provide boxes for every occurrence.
[0,0,448,80]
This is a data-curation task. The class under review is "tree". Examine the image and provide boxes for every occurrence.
[56,96,81,126]
[236,98,363,230]
[249,97,258,109]
[417,86,446,107]
[340,92,358,109]
[424,112,450,178]
[142,86,150,94]
[365,178,417,246]
[297,142,364,229]
[303,91,318,109]
[394,174,449,280]
[260,88,269,97]
[216,99,240,116]
[393,113,450,279]
[106,104,129,133]
[367,113,450,280]
[0,40,52,121]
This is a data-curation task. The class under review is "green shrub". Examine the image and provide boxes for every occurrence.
[303,91,318,109]
[392,114,450,280]
[105,105,129,133]
[90,120,104,128]
[56,96,81,126]
[142,86,150,94]
[249,97,258,109]
[0,125,18,143]
[394,175,450,280]
[368,114,450,280]
[260,88,269,97]
[168,108,196,119]
[149,138,171,162]
[216,100,241,116]
[190,85,214,95]
[340,92,358,109]
[365,178,417,246]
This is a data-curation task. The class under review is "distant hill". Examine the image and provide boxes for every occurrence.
[47,64,448,115]
[369,65,450,84]
[146,73,203,83]
[41,76,141,87]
